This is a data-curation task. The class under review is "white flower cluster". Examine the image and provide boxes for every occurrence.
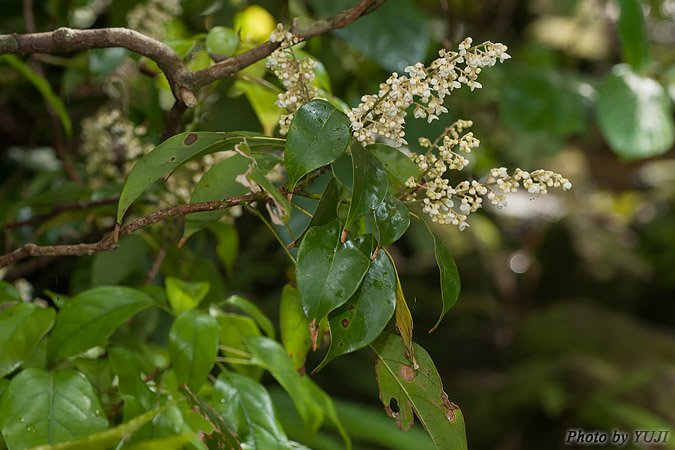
[346,37,510,146]
[80,107,154,187]
[126,0,182,40]
[267,24,318,134]
[404,122,571,230]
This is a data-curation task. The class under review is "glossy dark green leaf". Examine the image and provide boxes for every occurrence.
[596,65,674,160]
[213,372,290,449]
[374,194,410,246]
[243,336,324,435]
[293,178,339,247]
[0,303,55,378]
[314,250,396,373]
[117,131,280,224]
[47,286,153,364]
[500,68,588,138]
[296,220,370,322]
[285,100,351,190]
[165,277,210,315]
[215,311,263,379]
[0,369,108,449]
[168,310,219,392]
[419,222,461,333]
[0,281,21,303]
[182,154,252,239]
[345,144,388,230]
[221,295,275,339]
[280,284,311,370]
[181,386,242,450]
[309,0,429,72]
[31,406,166,450]
[371,333,467,449]
[368,144,420,190]
[618,0,650,70]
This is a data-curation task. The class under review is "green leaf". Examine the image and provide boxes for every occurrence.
[0,303,55,378]
[304,379,351,450]
[213,372,290,449]
[296,220,370,322]
[309,0,429,73]
[419,221,461,333]
[390,251,415,366]
[91,234,150,286]
[1,55,72,137]
[168,310,219,392]
[374,194,410,246]
[127,434,195,450]
[165,277,210,315]
[368,144,420,191]
[285,99,351,190]
[89,48,128,82]
[314,249,396,373]
[31,406,166,450]
[280,284,311,370]
[345,144,388,230]
[108,347,154,409]
[47,286,153,364]
[206,26,240,57]
[117,131,280,224]
[211,223,239,276]
[247,166,291,225]
[596,65,675,159]
[221,295,275,339]
[235,79,282,136]
[293,177,339,247]
[243,336,324,435]
[500,68,588,138]
[182,154,251,239]
[181,387,242,450]
[371,333,467,449]
[0,281,21,303]
[0,369,108,449]
[618,0,650,70]
[215,311,263,379]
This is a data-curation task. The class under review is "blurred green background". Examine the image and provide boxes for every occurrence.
[1,0,675,449]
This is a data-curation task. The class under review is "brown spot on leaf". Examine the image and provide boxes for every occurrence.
[184,133,199,145]
[399,365,415,382]
[341,318,349,328]
[169,156,176,162]
[348,304,355,311]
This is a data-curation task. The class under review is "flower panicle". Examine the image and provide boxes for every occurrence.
[346,37,510,147]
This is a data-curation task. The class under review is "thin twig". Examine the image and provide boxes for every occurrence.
[144,244,167,285]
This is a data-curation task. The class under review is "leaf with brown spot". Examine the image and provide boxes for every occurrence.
[371,332,467,450]
[183,133,199,145]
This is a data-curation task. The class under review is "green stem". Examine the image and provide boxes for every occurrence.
[244,203,297,264]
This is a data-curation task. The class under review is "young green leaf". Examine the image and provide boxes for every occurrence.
[168,310,219,392]
[0,281,22,302]
[213,371,291,449]
[235,79,282,136]
[618,0,650,71]
[296,220,370,322]
[47,286,153,364]
[215,311,263,380]
[243,336,325,436]
[280,284,311,371]
[596,65,674,160]
[165,277,210,315]
[368,144,420,191]
[371,333,467,450]
[0,369,108,449]
[0,303,55,377]
[374,194,410,246]
[345,144,388,231]
[313,249,396,373]
[285,99,351,190]
[211,223,239,276]
[220,295,276,339]
[418,220,461,333]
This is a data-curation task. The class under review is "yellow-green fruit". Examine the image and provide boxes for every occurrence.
[206,26,240,57]
[233,5,276,42]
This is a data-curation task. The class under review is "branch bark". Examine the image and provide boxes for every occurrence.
[0,0,385,109]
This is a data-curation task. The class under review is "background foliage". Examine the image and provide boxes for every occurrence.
[1,0,675,449]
